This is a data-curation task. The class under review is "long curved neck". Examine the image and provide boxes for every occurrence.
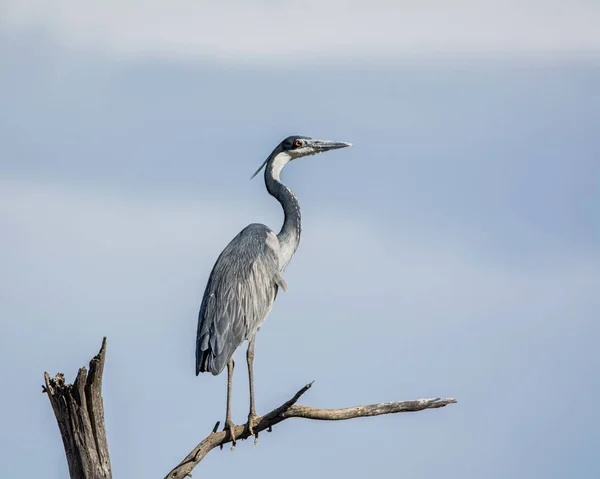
[265,152,301,271]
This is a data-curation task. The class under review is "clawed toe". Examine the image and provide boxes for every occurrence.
[224,421,236,451]
[247,413,259,444]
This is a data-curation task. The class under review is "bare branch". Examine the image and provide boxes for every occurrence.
[42,338,456,479]
[165,383,456,479]
[43,337,112,479]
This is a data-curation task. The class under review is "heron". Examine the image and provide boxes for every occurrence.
[195,135,351,447]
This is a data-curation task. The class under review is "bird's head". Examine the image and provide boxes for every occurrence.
[251,135,352,179]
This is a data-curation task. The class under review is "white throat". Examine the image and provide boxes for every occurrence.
[271,151,292,181]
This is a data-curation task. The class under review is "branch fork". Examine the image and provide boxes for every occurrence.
[165,381,456,479]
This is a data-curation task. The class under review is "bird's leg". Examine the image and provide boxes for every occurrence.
[246,337,258,443]
[223,359,236,451]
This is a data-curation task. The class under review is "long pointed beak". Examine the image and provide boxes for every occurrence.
[308,139,352,152]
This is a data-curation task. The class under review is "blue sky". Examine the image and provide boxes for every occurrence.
[1,3,599,478]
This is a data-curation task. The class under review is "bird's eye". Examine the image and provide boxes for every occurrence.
[294,139,302,147]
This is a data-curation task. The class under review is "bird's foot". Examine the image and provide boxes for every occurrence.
[247,412,259,445]
[224,420,237,451]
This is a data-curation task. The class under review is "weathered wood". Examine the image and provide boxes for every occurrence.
[42,338,456,479]
[44,337,112,479]
[164,382,457,479]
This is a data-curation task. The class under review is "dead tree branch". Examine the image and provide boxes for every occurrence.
[43,337,112,479]
[42,338,456,479]
[165,382,456,479]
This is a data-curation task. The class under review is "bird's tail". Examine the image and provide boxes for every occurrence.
[196,346,229,376]
[196,348,212,375]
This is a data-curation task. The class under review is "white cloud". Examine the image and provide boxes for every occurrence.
[2,1,599,63]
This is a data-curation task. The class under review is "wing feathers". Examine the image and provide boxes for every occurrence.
[195,224,285,376]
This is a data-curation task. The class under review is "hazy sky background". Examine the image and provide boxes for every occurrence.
[1,2,599,478]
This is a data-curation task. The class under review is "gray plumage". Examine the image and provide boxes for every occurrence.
[193,134,351,442]
[196,223,287,375]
